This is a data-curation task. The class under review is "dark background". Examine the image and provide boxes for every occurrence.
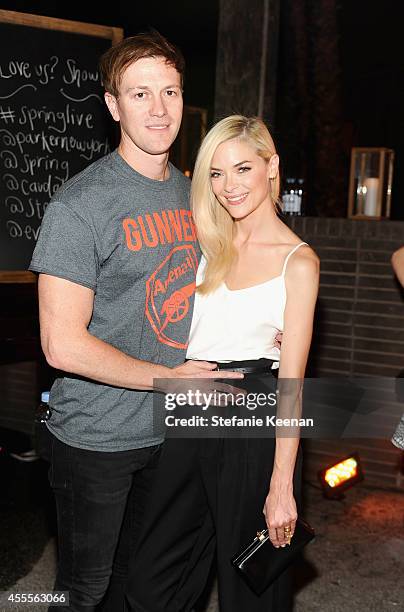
[1,0,402,218]
[275,0,403,218]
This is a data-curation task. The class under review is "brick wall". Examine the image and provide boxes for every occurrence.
[288,217,404,489]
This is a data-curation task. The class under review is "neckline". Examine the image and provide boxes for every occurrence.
[223,274,284,293]
[111,149,177,189]
[221,241,308,293]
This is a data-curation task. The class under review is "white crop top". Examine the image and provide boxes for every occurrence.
[186,242,308,366]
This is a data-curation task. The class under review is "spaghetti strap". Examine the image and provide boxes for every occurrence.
[281,242,308,277]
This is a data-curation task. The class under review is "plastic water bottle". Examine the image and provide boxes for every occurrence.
[282,178,297,215]
[296,178,304,215]
[282,178,304,215]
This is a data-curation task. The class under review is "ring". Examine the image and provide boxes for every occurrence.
[283,526,291,533]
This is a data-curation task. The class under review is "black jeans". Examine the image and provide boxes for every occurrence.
[47,430,161,612]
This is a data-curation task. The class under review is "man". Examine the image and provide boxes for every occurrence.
[29,31,240,611]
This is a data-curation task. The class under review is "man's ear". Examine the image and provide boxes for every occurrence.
[104,92,120,122]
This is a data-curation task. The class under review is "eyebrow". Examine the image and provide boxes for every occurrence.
[126,84,181,92]
[210,160,252,170]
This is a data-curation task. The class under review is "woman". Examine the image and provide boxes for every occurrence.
[391,247,404,450]
[127,116,319,611]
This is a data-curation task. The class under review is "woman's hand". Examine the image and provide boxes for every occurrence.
[263,478,297,548]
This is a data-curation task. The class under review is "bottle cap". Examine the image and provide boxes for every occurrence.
[41,391,50,403]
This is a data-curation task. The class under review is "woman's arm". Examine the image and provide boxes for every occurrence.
[391,246,404,288]
[263,247,319,547]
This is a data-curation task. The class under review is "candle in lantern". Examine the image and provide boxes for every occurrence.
[363,177,379,216]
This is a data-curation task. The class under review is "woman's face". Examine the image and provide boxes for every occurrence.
[210,138,278,220]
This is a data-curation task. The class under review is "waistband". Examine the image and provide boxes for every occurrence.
[215,358,277,374]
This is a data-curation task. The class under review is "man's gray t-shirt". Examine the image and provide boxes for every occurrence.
[29,150,199,451]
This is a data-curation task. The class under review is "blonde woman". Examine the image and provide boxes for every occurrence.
[127,116,319,612]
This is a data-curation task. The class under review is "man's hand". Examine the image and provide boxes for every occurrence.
[171,360,242,379]
[157,360,245,405]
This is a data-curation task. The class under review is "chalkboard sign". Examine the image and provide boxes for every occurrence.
[0,10,123,282]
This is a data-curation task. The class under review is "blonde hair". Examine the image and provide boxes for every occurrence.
[191,115,280,294]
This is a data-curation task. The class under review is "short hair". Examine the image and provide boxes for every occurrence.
[191,115,280,294]
[99,30,185,97]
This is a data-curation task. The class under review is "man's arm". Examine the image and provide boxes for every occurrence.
[39,274,240,391]
[391,246,404,288]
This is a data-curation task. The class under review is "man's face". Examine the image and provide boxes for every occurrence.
[105,56,183,156]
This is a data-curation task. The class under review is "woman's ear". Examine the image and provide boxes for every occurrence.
[268,154,279,180]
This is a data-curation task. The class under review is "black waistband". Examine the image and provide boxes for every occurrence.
[215,358,276,374]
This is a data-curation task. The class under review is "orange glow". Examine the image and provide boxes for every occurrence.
[324,457,358,488]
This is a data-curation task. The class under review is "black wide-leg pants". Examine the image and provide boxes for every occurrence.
[126,434,302,612]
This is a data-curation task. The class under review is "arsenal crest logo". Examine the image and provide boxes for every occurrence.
[145,245,198,349]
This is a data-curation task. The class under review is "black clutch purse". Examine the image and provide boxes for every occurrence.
[231,517,315,595]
